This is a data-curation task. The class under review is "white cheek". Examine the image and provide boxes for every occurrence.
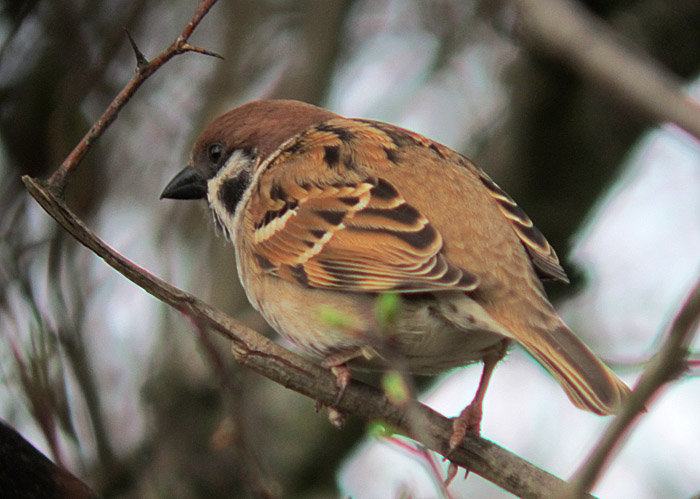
[206,150,255,241]
[208,195,236,241]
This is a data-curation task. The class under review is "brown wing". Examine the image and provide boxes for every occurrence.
[246,123,478,293]
[475,169,569,283]
[353,117,569,284]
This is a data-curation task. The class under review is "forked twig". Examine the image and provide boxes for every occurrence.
[46,0,222,196]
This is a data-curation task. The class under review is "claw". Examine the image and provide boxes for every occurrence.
[330,364,352,406]
[327,407,346,429]
[322,351,363,407]
[444,462,459,487]
[318,356,353,430]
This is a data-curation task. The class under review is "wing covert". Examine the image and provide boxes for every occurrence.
[476,170,569,283]
[247,122,479,293]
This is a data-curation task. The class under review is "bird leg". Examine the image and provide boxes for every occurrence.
[449,339,509,452]
[443,340,508,485]
[321,348,371,407]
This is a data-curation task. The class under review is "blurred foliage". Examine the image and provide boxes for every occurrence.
[0,0,699,497]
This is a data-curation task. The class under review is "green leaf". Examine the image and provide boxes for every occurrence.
[374,292,401,328]
[382,370,410,405]
[317,305,352,329]
[367,421,398,438]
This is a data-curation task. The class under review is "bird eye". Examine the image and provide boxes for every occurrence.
[208,143,223,164]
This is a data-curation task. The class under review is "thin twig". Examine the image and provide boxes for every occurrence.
[385,437,457,499]
[508,0,700,143]
[46,0,222,197]
[568,274,700,496]
[23,175,586,499]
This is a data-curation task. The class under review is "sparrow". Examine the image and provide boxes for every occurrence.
[161,99,630,449]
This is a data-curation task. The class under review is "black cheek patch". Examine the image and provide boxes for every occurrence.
[218,172,252,215]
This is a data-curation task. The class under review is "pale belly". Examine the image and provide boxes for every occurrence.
[241,267,510,375]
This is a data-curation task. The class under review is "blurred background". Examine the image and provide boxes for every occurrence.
[1,0,699,497]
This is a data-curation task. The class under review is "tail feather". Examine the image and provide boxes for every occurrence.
[519,323,630,415]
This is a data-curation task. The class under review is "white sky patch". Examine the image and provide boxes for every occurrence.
[563,122,700,357]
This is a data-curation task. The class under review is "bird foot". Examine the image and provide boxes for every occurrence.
[327,364,351,406]
[442,403,482,486]
[443,461,470,487]
[322,352,361,406]
[315,355,355,429]
[448,402,482,452]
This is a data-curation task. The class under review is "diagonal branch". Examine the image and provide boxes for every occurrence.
[509,0,700,143]
[23,175,586,499]
[46,0,222,196]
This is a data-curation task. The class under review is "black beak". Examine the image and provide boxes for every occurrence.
[160,166,207,200]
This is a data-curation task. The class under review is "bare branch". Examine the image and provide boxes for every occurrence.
[179,42,225,59]
[508,0,700,143]
[23,175,586,499]
[46,0,221,196]
[569,273,700,496]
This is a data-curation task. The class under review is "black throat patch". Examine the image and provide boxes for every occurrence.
[218,172,252,216]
